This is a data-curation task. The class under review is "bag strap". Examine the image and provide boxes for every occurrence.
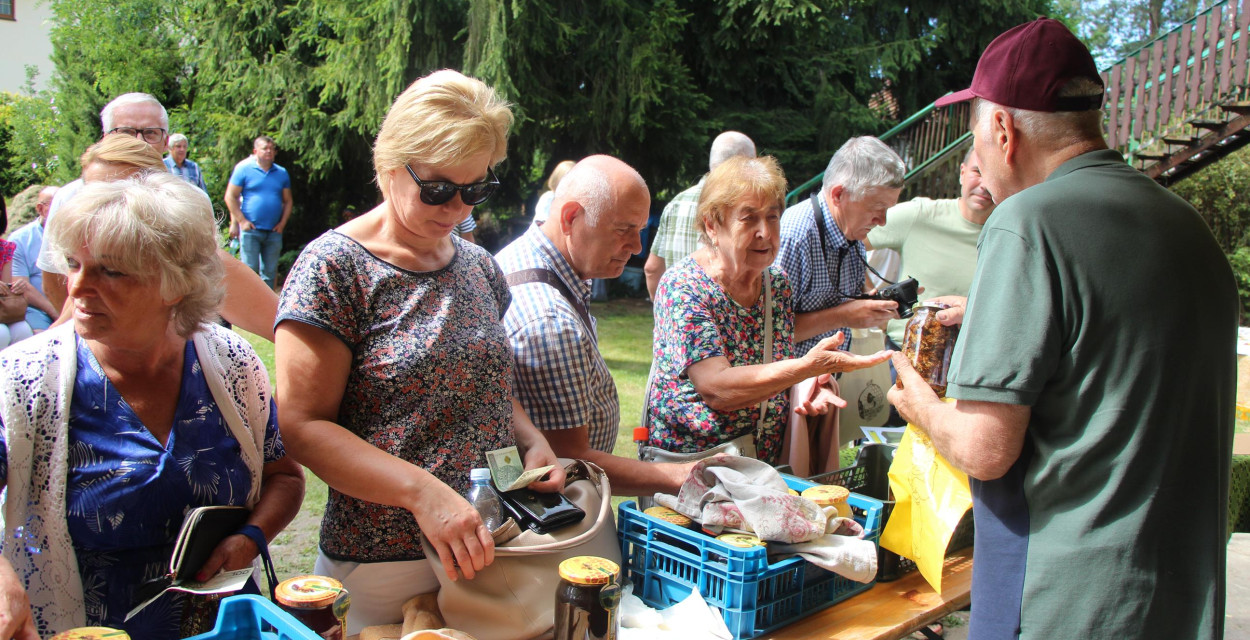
[505,268,593,335]
[756,276,772,437]
[492,460,614,556]
[236,524,278,600]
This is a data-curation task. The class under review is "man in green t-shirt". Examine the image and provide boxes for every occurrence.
[888,18,1235,640]
[866,147,995,347]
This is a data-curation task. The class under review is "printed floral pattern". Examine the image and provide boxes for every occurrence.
[0,336,283,638]
[277,231,515,562]
[646,258,796,464]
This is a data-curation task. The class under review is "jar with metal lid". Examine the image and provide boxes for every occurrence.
[276,575,351,640]
[554,556,621,640]
[901,302,960,397]
[715,532,767,549]
[802,484,854,520]
[50,629,129,640]
[643,505,694,529]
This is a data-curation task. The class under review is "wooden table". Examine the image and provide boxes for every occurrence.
[762,550,973,640]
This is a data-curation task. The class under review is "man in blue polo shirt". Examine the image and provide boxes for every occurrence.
[226,136,293,290]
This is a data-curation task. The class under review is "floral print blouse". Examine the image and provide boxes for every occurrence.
[276,231,515,562]
[645,257,796,464]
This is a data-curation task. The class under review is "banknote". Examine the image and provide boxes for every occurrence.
[485,446,556,491]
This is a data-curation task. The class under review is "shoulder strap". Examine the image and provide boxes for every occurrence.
[505,268,593,335]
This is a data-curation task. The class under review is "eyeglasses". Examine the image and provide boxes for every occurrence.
[405,165,499,206]
[107,127,167,144]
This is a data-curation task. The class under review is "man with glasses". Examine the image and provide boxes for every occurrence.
[225,136,294,291]
[36,92,282,341]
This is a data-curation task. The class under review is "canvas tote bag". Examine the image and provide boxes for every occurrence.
[420,460,619,640]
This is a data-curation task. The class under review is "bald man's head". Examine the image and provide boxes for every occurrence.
[547,155,651,279]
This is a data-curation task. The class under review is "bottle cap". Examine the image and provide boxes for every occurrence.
[633,427,648,442]
[559,556,620,585]
[276,575,346,609]
[470,468,492,482]
[50,630,130,640]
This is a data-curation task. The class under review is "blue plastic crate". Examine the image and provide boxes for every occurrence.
[186,594,323,640]
[618,475,883,639]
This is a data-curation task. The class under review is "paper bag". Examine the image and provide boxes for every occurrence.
[879,424,971,592]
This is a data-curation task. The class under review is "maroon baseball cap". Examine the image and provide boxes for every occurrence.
[935,18,1103,112]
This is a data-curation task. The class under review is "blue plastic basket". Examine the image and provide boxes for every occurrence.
[618,475,883,640]
[185,594,322,640]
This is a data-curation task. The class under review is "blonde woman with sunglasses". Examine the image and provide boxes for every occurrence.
[273,70,565,633]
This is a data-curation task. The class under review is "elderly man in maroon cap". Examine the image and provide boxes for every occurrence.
[888,18,1234,640]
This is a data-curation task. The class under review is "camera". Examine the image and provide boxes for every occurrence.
[852,277,919,318]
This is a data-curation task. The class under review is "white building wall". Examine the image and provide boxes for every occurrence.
[0,0,55,94]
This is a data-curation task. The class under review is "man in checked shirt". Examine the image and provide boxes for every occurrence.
[496,155,696,496]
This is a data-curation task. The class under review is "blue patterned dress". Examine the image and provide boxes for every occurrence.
[0,336,284,638]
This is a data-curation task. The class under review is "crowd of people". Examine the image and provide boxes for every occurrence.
[0,16,1234,640]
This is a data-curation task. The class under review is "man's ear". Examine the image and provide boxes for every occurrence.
[558,200,582,235]
[991,109,1017,167]
[825,184,844,210]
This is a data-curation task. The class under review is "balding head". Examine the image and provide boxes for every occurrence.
[709,131,756,171]
[546,155,651,279]
[36,186,59,224]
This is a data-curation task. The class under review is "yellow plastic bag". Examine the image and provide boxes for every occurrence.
[879,424,972,592]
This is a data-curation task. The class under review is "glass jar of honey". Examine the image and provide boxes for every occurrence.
[554,556,621,640]
[802,484,854,519]
[275,575,351,640]
[901,302,960,397]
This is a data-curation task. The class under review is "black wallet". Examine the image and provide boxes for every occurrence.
[498,487,585,534]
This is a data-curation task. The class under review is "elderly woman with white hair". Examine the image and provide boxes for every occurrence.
[645,156,892,465]
[276,69,564,632]
[0,173,304,638]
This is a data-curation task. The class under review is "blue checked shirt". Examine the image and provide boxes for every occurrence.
[776,192,866,354]
[496,226,621,453]
[164,156,209,193]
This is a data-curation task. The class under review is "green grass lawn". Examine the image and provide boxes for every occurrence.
[239,297,656,578]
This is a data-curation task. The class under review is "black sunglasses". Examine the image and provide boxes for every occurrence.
[405,165,500,206]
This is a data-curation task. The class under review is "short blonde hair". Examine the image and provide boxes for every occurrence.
[373,69,513,193]
[546,160,576,192]
[81,133,167,173]
[695,155,787,248]
[46,172,225,338]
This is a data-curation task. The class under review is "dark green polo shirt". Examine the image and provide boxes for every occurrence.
[948,149,1236,639]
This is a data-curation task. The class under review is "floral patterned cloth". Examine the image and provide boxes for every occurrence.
[0,336,283,638]
[645,258,796,464]
[0,239,14,267]
[276,231,515,562]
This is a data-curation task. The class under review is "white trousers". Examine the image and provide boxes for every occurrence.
[314,551,441,635]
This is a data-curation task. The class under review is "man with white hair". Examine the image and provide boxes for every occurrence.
[776,136,907,355]
[496,155,693,495]
[644,131,756,298]
[7,186,59,331]
[888,18,1233,639]
[37,92,280,341]
[164,133,209,193]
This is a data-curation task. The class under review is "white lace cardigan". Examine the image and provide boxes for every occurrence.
[0,322,271,635]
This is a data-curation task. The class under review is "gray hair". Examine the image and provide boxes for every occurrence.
[168,133,189,147]
[709,131,756,170]
[821,136,906,200]
[100,93,169,132]
[973,77,1106,148]
[46,172,224,338]
[553,162,613,227]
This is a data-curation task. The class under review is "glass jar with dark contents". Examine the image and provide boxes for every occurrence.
[901,302,959,397]
[554,556,621,640]
[275,575,351,640]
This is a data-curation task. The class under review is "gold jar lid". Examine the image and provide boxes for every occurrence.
[787,488,800,496]
[716,533,766,548]
[277,575,345,608]
[802,484,850,506]
[51,629,130,640]
[559,556,620,585]
[644,506,692,526]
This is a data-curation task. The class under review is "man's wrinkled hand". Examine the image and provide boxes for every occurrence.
[886,352,941,425]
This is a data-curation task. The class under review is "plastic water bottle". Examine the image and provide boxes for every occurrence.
[467,468,504,533]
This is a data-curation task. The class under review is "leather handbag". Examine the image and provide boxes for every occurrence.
[421,460,620,640]
[0,283,26,324]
